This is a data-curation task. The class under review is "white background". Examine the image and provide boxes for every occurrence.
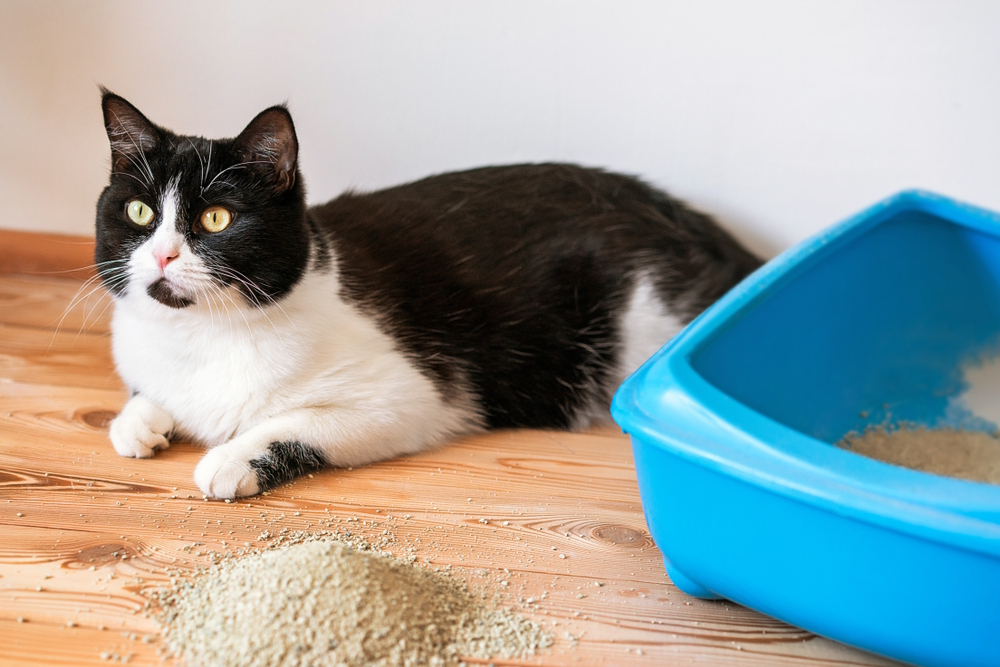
[2,0,1000,257]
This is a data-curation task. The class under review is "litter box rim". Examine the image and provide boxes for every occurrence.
[612,189,1000,560]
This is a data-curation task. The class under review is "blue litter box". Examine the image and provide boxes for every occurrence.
[611,191,1000,667]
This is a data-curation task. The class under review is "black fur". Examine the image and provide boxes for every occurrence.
[95,90,761,438]
[147,277,194,309]
[249,441,327,492]
[312,165,761,427]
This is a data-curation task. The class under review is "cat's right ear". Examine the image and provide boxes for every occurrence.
[101,88,159,174]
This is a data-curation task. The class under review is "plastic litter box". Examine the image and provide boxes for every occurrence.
[611,191,1000,667]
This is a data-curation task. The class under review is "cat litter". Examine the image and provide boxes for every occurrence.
[839,425,1000,485]
[148,539,551,667]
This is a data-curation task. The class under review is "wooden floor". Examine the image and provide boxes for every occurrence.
[0,270,897,667]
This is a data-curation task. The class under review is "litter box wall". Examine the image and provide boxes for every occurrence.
[692,209,1000,442]
[612,191,1000,667]
[630,439,1000,667]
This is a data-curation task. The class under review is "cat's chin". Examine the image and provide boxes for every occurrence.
[146,278,195,309]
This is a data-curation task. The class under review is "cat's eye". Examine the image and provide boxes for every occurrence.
[126,200,155,226]
[200,206,232,233]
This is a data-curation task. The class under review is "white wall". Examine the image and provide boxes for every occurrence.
[2,0,999,257]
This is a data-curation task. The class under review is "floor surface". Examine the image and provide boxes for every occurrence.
[0,274,896,666]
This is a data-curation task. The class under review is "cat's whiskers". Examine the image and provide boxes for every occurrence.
[181,260,255,342]
[116,151,154,186]
[212,282,259,346]
[188,139,206,195]
[217,269,264,309]
[83,285,125,338]
[202,282,237,337]
[53,273,105,342]
[201,140,214,198]
[203,160,273,194]
[211,282,239,335]
[134,131,156,185]
[191,281,217,330]
[220,273,281,336]
[211,266,293,337]
[36,259,128,279]
[79,277,118,327]
[50,268,129,351]
[52,260,128,335]
[114,171,149,189]
[195,253,295,345]
[197,247,270,313]
[206,285,225,332]
[208,287,233,336]
[211,261,296,330]
[166,263,218,329]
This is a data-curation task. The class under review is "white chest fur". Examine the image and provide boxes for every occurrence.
[111,270,481,450]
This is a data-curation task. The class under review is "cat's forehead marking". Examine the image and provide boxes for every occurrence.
[159,174,183,234]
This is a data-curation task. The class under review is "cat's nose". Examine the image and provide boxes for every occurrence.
[154,248,179,272]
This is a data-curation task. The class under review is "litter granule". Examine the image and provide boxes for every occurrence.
[839,425,1000,485]
[149,539,551,667]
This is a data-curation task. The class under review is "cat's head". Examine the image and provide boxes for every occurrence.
[95,90,310,311]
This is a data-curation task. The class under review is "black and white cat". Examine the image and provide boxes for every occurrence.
[96,90,761,499]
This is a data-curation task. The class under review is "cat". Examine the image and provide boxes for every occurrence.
[95,89,762,499]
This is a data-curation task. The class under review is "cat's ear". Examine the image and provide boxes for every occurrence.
[101,89,160,174]
[232,106,298,194]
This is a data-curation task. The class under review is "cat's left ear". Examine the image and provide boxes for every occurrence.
[233,106,298,194]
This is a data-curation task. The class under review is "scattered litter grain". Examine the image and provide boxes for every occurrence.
[150,540,551,667]
[839,425,1000,485]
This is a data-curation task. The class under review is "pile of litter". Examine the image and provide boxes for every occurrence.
[150,538,551,667]
[839,425,1000,485]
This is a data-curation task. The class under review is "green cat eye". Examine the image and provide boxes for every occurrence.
[126,200,155,226]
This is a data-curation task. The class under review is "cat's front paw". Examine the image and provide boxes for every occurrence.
[109,395,174,458]
[194,444,261,499]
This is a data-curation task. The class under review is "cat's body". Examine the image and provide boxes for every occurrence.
[96,92,761,498]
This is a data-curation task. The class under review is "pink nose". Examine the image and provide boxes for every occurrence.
[154,248,179,271]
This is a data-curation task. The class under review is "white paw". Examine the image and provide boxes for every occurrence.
[109,396,174,458]
[194,444,261,499]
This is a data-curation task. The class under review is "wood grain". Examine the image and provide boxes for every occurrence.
[0,274,898,667]
[0,230,97,280]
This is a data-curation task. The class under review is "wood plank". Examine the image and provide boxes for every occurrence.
[0,274,898,667]
[0,326,119,391]
[0,275,113,334]
[0,230,96,281]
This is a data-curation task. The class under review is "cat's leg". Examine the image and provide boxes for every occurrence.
[194,408,412,499]
[109,395,174,458]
